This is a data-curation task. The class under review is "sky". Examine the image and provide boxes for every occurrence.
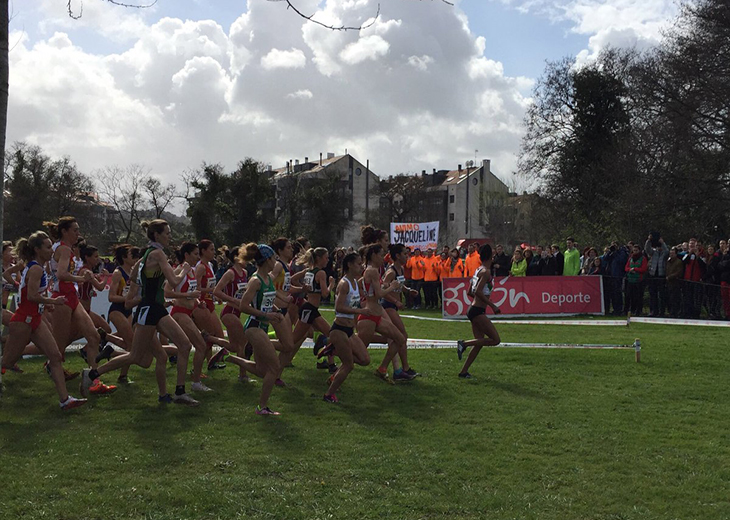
[8,0,680,199]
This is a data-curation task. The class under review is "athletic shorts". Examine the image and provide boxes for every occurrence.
[201,299,215,313]
[381,299,399,311]
[171,306,194,318]
[298,302,321,325]
[135,303,169,327]
[52,288,79,311]
[467,306,487,322]
[293,296,306,308]
[108,302,132,318]
[357,314,383,327]
[221,305,241,319]
[331,322,354,338]
[10,309,42,331]
[244,316,269,333]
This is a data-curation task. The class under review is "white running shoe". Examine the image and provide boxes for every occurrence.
[79,369,94,398]
[60,395,87,410]
[191,382,213,392]
[172,393,200,406]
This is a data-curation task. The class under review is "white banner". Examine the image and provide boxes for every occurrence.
[390,221,439,250]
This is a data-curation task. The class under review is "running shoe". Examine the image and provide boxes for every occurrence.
[238,375,255,384]
[64,368,80,381]
[168,355,178,365]
[393,370,416,382]
[317,342,335,359]
[374,369,394,385]
[158,393,173,404]
[457,340,467,360]
[274,378,286,387]
[207,348,228,371]
[191,381,213,392]
[190,370,208,379]
[89,379,117,395]
[10,364,23,373]
[313,335,327,356]
[405,368,420,377]
[255,405,280,416]
[172,393,199,406]
[79,369,94,397]
[60,396,87,410]
[95,344,115,364]
[323,394,339,404]
[316,360,329,370]
[458,372,473,379]
[328,363,338,374]
[117,375,133,384]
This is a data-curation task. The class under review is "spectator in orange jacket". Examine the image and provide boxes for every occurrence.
[465,243,481,277]
[423,248,441,309]
[406,248,425,309]
[442,248,466,279]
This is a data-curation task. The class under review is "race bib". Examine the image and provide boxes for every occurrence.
[349,294,361,309]
[38,303,45,314]
[261,291,276,314]
[396,275,406,284]
[234,282,247,300]
[470,272,480,294]
[283,272,291,292]
[303,272,315,288]
[187,279,198,293]
[207,277,216,289]
[122,286,130,297]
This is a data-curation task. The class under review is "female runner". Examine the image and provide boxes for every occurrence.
[45,217,113,393]
[456,244,502,378]
[81,220,198,405]
[1,232,87,410]
[194,239,227,370]
[269,238,295,355]
[323,252,372,403]
[225,244,285,415]
[280,247,336,380]
[167,242,224,393]
[213,246,251,382]
[380,243,420,380]
[357,244,413,383]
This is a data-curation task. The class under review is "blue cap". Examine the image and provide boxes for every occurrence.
[258,244,275,260]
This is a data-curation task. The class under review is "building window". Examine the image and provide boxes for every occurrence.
[449,195,454,203]
[449,213,454,221]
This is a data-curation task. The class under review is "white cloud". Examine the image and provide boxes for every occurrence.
[286,90,314,100]
[407,55,434,71]
[261,48,307,70]
[339,34,390,64]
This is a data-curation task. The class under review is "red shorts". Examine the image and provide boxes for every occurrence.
[171,306,194,318]
[357,314,383,326]
[10,310,42,331]
[202,299,215,313]
[52,288,79,311]
[220,305,241,319]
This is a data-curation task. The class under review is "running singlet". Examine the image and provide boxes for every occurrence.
[198,261,216,309]
[470,266,493,297]
[175,269,197,295]
[49,241,76,295]
[303,267,321,294]
[12,261,48,329]
[135,246,168,326]
[335,277,361,320]
[273,259,291,293]
[380,265,406,308]
[109,267,132,317]
[245,274,277,326]
[223,267,248,300]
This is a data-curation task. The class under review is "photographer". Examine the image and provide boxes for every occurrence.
[681,238,706,318]
[644,233,669,317]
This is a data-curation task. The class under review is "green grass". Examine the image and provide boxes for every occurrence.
[1,310,730,519]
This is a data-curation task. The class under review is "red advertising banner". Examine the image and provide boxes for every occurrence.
[441,276,604,318]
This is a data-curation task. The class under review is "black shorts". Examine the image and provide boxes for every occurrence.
[299,302,321,325]
[244,316,270,333]
[109,302,132,319]
[331,322,354,338]
[134,303,169,327]
[381,299,399,311]
[467,306,486,322]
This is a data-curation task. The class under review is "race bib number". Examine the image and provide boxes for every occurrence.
[39,303,45,314]
[187,279,198,293]
[283,272,291,292]
[470,272,480,294]
[122,285,130,297]
[261,291,276,314]
[234,282,247,300]
[349,294,361,309]
[207,277,216,290]
[303,272,315,288]
[397,275,406,284]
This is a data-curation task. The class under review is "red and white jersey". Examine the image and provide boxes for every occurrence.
[197,261,216,303]
[49,241,76,294]
[17,261,48,315]
[223,266,248,301]
[175,269,198,294]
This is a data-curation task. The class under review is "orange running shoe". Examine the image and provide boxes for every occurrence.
[89,379,118,395]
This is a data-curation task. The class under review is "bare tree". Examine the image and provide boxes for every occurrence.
[96,165,147,242]
[143,176,177,219]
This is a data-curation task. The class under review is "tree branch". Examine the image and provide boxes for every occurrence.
[267,0,380,31]
[67,0,158,20]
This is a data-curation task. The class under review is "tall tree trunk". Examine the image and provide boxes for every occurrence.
[0,0,9,394]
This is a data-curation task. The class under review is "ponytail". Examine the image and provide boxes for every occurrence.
[296,247,328,268]
[15,231,50,262]
[175,242,197,263]
[140,219,168,241]
[43,216,77,241]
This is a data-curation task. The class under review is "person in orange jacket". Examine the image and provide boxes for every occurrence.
[465,243,482,277]
[406,248,426,309]
[443,248,466,279]
[423,249,441,309]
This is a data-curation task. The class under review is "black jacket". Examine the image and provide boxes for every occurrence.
[492,252,511,277]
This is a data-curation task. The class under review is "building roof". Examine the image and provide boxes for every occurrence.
[441,167,480,186]
[271,154,347,180]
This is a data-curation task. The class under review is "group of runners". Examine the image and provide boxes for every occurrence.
[0,218,501,415]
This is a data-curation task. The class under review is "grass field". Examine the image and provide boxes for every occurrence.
[1,308,729,519]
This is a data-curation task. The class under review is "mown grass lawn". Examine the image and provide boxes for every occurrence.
[1,310,729,519]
